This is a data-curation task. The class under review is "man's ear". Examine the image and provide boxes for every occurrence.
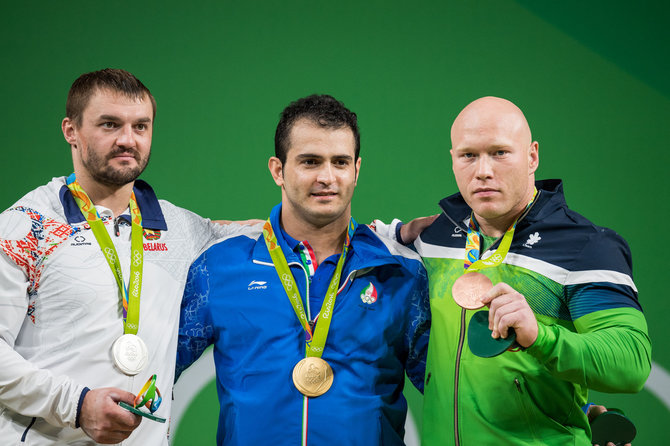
[529,141,539,174]
[268,157,284,186]
[354,156,362,185]
[62,118,78,147]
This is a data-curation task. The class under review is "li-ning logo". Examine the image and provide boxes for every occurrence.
[451,226,464,238]
[524,232,541,249]
[248,280,268,290]
[360,282,378,304]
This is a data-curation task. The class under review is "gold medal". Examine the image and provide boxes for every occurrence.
[451,272,493,310]
[292,357,334,397]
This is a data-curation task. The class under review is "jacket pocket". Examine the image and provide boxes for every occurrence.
[513,378,542,443]
[513,376,576,445]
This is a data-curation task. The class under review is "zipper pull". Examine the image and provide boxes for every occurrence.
[114,217,121,237]
[514,378,522,393]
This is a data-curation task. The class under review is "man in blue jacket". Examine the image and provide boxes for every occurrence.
[176,94,430,446]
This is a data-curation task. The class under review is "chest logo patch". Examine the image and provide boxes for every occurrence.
[523,232,541,248]
[360,282,378,304]
[143,229,162,240]
[248,280,268,290]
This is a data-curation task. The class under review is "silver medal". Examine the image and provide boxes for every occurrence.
[112,334,149,375]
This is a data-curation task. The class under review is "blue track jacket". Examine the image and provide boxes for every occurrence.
[177,203,430,445]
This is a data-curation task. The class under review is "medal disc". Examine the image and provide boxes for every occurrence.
[467,310,517,358]
[451,272,493,310]
[292,357,334,397]
[590,409,636,446]
[112,334,148,375]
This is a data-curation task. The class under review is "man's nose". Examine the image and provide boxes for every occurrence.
[316,164,335,183]
[116,125,135,148]
[475,155,493,179]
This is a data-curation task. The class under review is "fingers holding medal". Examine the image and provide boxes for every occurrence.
[479,283,538,348]
[452,273,522,358]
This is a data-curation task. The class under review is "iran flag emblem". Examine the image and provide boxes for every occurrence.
[360,282,378,304]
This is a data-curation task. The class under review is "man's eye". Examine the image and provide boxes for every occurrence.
[462,153,474,159]
[101,122,116,129]
[136,124,147,131]
[495,150,507,156]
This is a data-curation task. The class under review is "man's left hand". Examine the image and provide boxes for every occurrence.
[480,282,538,348]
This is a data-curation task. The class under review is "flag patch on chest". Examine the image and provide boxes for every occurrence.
[360,282,378,304]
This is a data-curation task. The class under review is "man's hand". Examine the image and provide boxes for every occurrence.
[79,387,141,444]
[399,214,439,244]
[212,219,264,226]
[479,282,538,348]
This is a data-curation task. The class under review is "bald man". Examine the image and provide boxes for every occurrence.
[382,97,651,445]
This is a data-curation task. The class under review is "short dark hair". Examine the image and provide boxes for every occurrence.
[66,68,156,127]
[274,94,360,164]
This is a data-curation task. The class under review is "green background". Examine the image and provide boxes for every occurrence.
[2,1,668,443]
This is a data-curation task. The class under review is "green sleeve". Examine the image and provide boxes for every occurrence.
[525,307,651,393]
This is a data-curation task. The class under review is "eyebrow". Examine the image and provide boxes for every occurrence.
[454,144,510,152]
[295,153,353,160]
[98,114,152,123]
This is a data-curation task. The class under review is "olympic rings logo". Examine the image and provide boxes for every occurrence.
[281,274,293,290]
[104,248,117,264]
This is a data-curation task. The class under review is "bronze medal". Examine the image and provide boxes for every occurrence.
[292,357,334,397]
[451,272,493,310]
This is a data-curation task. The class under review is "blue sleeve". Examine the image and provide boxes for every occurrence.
[175,252,214,382]
[404,264,431,393]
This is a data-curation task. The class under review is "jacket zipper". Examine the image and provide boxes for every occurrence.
[453,307,467,446]
[292,260,356,446]
[114,216,122,237]
[446,191,543,445]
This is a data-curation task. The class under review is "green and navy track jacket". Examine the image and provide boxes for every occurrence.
[418,179,651,445]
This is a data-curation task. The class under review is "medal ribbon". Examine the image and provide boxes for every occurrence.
[464,188,537,273]
[262,218,355,357]
[66,174,144,335]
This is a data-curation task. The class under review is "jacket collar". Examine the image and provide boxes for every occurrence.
[438,179,566,231]
[252,203,402,271]
[59,178,168,230]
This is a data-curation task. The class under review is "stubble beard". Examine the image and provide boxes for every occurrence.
[82,145,150,187]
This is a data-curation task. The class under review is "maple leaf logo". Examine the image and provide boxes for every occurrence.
[524,232,541,247]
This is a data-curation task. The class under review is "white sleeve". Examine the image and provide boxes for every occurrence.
[370,218,403,242]
[0,224,84,428]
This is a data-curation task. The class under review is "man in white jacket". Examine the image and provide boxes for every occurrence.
[0,68,236,445]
